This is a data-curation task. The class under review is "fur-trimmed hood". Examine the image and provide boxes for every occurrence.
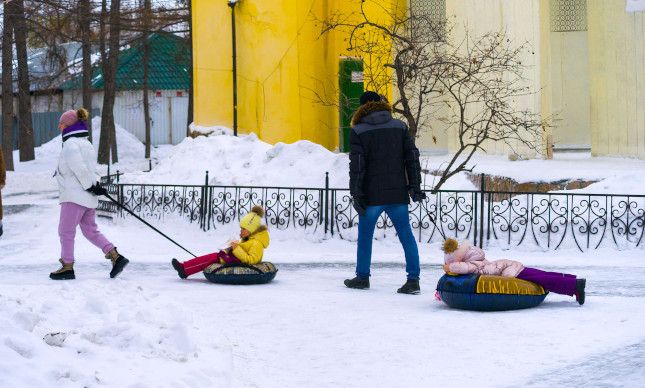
[243,225,270,247]
[232,225,270,265]
[351,101,393,126]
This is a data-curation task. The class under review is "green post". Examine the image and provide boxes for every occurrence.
[338,57,364,152]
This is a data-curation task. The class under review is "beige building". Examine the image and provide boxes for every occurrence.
[415,0,645,159]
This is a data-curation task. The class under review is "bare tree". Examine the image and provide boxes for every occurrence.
[319,2,550,190]
[142,0,152,159]
[13,0,36,161]
[11,0,190,162]
[98,0,122,165]
[1,3,15,171]
[79,0,93,141]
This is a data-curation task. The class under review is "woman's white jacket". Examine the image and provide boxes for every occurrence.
[56,137,99,208]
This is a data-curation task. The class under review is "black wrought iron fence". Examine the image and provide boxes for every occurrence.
[99,172,645,252]
[97,171,123,214]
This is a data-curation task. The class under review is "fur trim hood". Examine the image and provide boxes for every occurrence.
[351,101,393,126]
[243,225,270,248]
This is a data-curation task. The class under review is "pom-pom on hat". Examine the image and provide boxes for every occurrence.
[442,238,458,254]
[239,206,265,233]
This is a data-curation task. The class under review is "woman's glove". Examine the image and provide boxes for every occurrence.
[86,182,108,196]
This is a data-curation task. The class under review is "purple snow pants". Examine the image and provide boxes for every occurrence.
[516,267,577,296]
[59,202,114,263]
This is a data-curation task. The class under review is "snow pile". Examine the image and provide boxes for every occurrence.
[570,173,645,195]
[458,153,645,185]
[188,123,232,137]
[124,132,351,188]
[120,125,645,194]
[123,130,476,190]
[0,281,230,387]
[4,117,149,196]
[37,117,144,164]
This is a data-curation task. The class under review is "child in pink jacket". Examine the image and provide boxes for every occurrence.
[442,238,586,305]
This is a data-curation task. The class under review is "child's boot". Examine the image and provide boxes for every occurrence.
[397,279,420,295]
[50,259,75,280]
[171,259,188,279]
[575,278,586,305]
[105,247,129,278]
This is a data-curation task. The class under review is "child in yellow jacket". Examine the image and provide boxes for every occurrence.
[171,206,270,278]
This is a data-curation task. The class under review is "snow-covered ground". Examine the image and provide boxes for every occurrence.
[2,124,645,387]
[2,192,645,387]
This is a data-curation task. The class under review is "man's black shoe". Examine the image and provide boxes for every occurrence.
[397,279,420,295]
[344,276,370,289]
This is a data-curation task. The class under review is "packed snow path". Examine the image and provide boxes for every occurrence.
[2,261,645,387]
[2,191,645,387]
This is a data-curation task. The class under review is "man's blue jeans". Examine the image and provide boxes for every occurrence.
[356,204,420,280]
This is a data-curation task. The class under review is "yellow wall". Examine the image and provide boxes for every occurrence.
[192,0,402,150]
[194,0,645,159]
[588,0,645,158]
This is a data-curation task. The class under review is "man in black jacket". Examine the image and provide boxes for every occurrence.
[344,91,426,294]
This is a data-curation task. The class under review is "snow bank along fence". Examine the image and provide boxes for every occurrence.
[99,172,645,252]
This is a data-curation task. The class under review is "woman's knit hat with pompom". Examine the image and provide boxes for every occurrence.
[59,108,88,127]
[239,206,265,233]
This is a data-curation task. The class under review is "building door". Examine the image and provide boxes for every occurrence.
[550,0,591,151]
[338,57,364,153]
[170,95,189,144]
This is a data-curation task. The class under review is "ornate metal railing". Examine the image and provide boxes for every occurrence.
[97,172,122,214]
[99,172,645,251]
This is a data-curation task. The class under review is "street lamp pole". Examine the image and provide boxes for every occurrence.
[228,0,239,136]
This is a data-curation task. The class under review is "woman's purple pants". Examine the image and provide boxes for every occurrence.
[59,202,114,263]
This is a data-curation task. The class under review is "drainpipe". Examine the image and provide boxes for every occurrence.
[228,0,240,136]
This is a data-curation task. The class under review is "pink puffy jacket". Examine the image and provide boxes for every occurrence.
[444,243,524,278]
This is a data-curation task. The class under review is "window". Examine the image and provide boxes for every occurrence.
[551,0,587,32]
[409,0,446,39]
[410,0,446,24]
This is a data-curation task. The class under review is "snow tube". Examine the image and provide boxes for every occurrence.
[203,262,277,285]
[436,274,548,311]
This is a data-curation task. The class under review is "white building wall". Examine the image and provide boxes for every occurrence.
[59,89,189,145]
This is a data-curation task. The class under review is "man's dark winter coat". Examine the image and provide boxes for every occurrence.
[349,101,423,206]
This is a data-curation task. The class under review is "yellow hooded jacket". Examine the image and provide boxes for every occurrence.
[231,226,270,265]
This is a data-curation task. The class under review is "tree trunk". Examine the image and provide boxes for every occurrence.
[13,0,35,162]
[143,0,152,159]
[80,0,93,141]
[98,0,121,165]
[186,0,193,135]
[1,5,15,171]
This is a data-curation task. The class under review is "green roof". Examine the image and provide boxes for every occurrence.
[62,32,190,91]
